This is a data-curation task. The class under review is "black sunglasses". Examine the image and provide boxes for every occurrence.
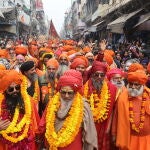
[8,85,20,92]
[94,72,105,77]
[60,90,75,96]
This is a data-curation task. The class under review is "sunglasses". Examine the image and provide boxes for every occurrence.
[94,72,105,77]
[8,85,20,92]
[60,90,75,96]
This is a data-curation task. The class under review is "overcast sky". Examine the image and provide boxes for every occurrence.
[43,0,72,34]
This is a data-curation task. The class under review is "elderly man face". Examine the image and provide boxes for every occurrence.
[60,86,75,101]
[127,81,144,97]
[110,74,125,88]
[92,71,105,91]
[59,56,69,66]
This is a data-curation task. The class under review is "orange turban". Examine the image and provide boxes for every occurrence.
[59,53,69,61]
[70,56,88,69]
[0,70,23,92]
[147,63,150,73]
[104,53,113,66]
[105,50,115,57]
[83,46,91,53]
[67,50,77,56]
[46,58,59,69]
[128,63,144,72]
[0,64,6,70]
[0,49,8,58]
[15,46,27,55]
[127,70,148,85]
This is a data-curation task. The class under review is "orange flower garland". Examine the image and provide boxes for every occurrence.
[45,92,83,150]
[129,91,147,133]
[0,76,32,143]
[84,80,110,122]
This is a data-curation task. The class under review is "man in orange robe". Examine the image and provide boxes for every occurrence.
[113,69,150,150]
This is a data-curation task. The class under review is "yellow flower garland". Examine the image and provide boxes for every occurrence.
[23,76,39,102]
[0,75,32,143]
[48,79,57,99]
[45,92,83,150]
[84,80,110,122]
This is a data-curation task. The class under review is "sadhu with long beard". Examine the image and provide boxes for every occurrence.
[112,65,150,150]
[0,70,39,150]
[39,69,98,150]
[83,60,117,150]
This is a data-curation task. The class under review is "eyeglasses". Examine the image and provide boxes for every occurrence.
[8,85,20,92]
[94,72,105,78]
[60,90,75,96]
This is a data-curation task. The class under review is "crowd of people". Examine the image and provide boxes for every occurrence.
[0,37,150,150]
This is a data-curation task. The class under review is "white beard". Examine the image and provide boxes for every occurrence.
[57,98,73,119]
[127,85,144,97]
[110,79,125,89]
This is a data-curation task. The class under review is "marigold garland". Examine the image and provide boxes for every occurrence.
[47,79,57,99]
[129,91,147,133]
[23,76,39,102]
[84,80,110,122]
[0,75,32,143]
[45,92,83,150]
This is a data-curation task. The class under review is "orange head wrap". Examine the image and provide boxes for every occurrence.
[15,46,27,56]
[0,64,6,70]
[104,53,113,66]
[0,49,8,58]
[0,70,23,92]
[46,58,59,69]
[83,46,91,53]
[105,50,115,57]
[147,63,150,73]
[127,70,148,85]
[59,53,69,61]
[128,63,144,72]
[70,56,88,69]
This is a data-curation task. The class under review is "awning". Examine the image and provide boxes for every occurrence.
[107,9,142,33]
[133,13,150,28]
[0,25,16,34]
[0,7,14,13]
[87,20,104,32]
[0,9,4,18]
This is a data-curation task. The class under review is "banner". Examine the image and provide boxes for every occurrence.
[48,20,59,39]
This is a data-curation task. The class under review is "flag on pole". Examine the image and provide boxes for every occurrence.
[48,20,59,39]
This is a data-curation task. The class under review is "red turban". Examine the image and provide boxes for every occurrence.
[57,69,83,92]
[91,61,107,74]
[127,70,148,85]
[46,58,59,69]
[128,63,144,72]
[70,56,88,69]
[107,68,125,81]
[0,70,23,92]
[15,46,27,55]
[147,63,150,73]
